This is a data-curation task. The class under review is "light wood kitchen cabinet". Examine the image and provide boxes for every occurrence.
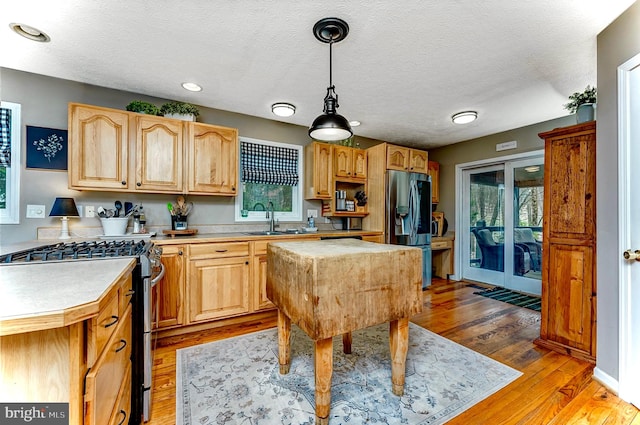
[304,142,333,199]
[188,242,251,322]
[333,145,367,180]
[133,114,183,192]
[252,240,276,311]
[69,103,130,190]
[68,103,239,195]
[535,121,596,363]
[427,160,440,204]
[385,144,428,173]
[153,245,186,330]
[186,122,238,195]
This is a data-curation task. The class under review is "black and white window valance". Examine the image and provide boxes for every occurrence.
[0,108,11,167]
[240,140,299,186]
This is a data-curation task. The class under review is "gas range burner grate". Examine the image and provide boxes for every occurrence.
[2,240,149,263]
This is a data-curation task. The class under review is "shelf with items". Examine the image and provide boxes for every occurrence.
[321,179,368,218]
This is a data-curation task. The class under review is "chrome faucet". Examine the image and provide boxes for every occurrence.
[266,201,276,232]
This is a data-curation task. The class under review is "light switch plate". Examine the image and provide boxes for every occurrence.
[26,204,46,218]
[307,209,318,218]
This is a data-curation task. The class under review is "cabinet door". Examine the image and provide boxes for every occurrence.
[188,257,250,322]
[153,245,185,329]
[409,149,428,173]
[386,145,409,171]
[187,123,238,195]
[353,149,367,179]
[304,142,333,199]
[333,146,353,178]
[253,254,275,311]
[427,160,440,204]
[134,115,183,192]
[68,104,130,190]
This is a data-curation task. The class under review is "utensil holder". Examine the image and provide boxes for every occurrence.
[171,215,188,230]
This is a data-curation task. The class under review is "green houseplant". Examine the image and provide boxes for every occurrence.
[125,100,160,115]
[160,101,200,121]
[563,85,597,123]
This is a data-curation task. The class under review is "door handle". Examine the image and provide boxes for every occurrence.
[623,249,640,261]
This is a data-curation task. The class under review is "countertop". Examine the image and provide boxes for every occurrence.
[0,257,136,336]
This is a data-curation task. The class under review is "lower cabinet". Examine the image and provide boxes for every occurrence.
[188,242,251,322]
[153,245,186,330]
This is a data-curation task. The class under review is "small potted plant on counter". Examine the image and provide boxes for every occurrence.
[125,100,160,115]
[160,101,200,121]
[563,85,596,123]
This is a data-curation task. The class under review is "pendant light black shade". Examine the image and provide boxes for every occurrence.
[309,18,353,142]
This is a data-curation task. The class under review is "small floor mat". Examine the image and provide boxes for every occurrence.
[473,286,541,312]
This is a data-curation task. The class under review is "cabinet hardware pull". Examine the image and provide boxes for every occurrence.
[125,289,135,298]
[117,410,127,425]
[115,339,127,353]
[121,181,126,185]
[232,187,236,191]
[179,250,183,255]
[215,249,228,253]
[136,182,142,186]
[104,315,119,328]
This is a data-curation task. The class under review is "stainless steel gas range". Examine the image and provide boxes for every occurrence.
[0,239,164,424]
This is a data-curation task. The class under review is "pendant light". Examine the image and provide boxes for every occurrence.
[308,17,353,142]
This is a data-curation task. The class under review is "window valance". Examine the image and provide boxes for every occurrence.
[240,140,299,186]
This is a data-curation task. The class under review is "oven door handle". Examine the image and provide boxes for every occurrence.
[150,263,166,287]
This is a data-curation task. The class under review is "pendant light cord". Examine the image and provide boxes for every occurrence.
[329,40,334,89]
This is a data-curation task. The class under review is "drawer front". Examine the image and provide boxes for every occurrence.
[91,295,120,357]
[109,366,131,425]
[190,242,249,259]
[432,240,452,250]
[85,305,132,425]
[118,274,134,316]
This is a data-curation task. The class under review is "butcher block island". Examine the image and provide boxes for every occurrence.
[266,239,423,424]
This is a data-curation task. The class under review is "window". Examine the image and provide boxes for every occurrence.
[235,137,303,222]
[0,102,21,224]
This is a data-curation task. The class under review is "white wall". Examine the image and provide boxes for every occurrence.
[596,0,640,382]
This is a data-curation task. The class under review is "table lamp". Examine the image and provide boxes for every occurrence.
[49,197,79,239]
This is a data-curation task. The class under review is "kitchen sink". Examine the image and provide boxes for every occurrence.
[244,229,303,236]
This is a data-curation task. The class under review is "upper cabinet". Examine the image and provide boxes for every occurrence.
[427,160,440,204]
[186,122,238,195]
[68,104,130,190]
[333,145,367,180]
[68,103,238,195]
[304,142,333,199]
[385,145,428,174]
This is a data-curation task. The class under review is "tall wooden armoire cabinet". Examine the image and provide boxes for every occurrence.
[535,121,596,363]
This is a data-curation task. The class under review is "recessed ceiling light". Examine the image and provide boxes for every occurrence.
[181,82,202,92]
[349,120,361,127]
[452,111,478,124]
[271,103,296,117]
[10,23,50,42]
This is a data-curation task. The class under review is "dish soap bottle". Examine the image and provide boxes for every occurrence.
[308,216,315,229]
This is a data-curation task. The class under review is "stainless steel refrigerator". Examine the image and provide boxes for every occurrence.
[385,170,432,289]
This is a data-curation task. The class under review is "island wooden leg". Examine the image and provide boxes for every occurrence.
[315,337,333,425]
[277,310,291,374]
[389,317,409,396]
[342,332,352,354]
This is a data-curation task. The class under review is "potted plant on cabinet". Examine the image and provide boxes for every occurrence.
[563,85,597,123]
[160,101,200,121]
[125,100,160,115]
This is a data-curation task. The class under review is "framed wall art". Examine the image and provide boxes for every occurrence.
[26,126,68,170]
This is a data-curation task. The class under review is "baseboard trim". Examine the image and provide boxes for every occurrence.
[593,367,619,396]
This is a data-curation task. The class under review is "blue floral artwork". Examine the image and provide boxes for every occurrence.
[26,126,68,170]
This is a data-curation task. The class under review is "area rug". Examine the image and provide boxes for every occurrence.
[473,286,541,312]
[176,323,521,424]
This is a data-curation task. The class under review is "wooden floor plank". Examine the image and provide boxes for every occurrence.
[147,279,639,424]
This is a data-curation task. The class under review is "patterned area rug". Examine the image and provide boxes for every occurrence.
[473,286,542,311]
[176,323,521,424]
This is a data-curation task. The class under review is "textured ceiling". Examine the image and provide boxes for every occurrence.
[1,1,635,149]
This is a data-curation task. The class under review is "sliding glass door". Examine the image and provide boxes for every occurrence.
[461,156,544,295]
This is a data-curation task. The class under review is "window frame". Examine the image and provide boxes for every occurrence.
[0,101,21,224]
[235,136,303,223]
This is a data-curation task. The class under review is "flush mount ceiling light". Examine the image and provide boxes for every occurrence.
[271,102,296,117]
[10,23,50,42]
[452,111,478,125]
[308,17,353,142]
[181,82,202,92]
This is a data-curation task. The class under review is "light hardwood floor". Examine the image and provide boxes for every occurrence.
[148,278,640,424]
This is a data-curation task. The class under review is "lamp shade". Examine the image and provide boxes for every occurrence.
[309,113,353,141]
[49,197,79,217]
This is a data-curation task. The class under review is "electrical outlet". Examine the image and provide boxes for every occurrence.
[85,206,95,218]
[307,209,318,218]
[26,204,46,218]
